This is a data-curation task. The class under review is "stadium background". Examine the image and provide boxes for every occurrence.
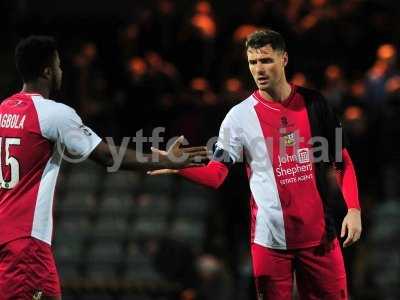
[1,0,400,299]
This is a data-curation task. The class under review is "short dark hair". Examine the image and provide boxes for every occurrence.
[245,29,286,52]
[15,35,57,82]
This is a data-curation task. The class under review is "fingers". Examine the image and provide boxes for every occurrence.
[146,162,205,176]
[151,147,167,156]
[169,135,185,151]
[187,151,209,159]
[343,228,354,248]
[182,146,208,153]
[341,220,347,238]
[343,226,362,248]
[147,169,178,176]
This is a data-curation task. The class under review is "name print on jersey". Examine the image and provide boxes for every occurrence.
[0,114,26,129]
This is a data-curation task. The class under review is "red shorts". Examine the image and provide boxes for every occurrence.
[252,239,347,300]
[0,237,61,299]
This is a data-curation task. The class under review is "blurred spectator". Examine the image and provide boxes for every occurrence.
[365,43,399,108]
[155,0,180,57]
[191,1,217,39]
[69,42,111,134]
[177,0,217,79]
[381,74,400,197]
[347,80,367,108]
[220,77,248,106]
[170,77,220,145]
[120,56,150,134]
[118,23,140,60]
[322,64,347,110]
[290,71,313,88]
[297,0,338,33]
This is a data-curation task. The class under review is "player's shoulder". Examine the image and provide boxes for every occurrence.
[226,93,257,118]
[295,85,325,102]
[32,96,76,118]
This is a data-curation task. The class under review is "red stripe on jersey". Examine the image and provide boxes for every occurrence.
[252,89,325,249]
[249,195,258,244]
[0,93,53,245]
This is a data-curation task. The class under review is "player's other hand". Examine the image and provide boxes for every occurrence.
[150,135,208,173]
[341,208,362,248]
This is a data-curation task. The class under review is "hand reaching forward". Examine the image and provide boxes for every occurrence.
[151,136,208,171]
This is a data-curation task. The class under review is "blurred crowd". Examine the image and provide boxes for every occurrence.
[2,0,400,299]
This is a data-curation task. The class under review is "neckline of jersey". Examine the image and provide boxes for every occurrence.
[16,91,43,98]
[253,84,297,110]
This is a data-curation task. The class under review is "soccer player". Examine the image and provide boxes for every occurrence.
[149,29,362,299]
[0,35,207,300]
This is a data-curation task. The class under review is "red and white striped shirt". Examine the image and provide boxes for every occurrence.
[180,85,360,249]
[0,92,101,246]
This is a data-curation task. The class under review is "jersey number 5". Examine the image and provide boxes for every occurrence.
[0,137,20,189]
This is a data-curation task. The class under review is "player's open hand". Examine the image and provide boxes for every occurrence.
[150,135,208,172]
[341,208,362,248]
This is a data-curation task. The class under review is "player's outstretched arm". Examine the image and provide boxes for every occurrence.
[148,147,231,189]
[147,108,241,189]
[90,136,208,171]
[147,160,229,189]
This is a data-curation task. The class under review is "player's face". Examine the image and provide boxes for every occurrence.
[247,45,287,91]
[51,51,63,91]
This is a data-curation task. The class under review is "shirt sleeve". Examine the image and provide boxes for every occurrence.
[39,103,102,158]
[214,110,243,164]
[179,160,229,189]
[335,149,360,210]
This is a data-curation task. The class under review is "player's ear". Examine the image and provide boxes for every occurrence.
[42,66,52,80]
[283,52,288,67]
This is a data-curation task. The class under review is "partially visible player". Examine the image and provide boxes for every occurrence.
[149,29,362,299]
[0,35,207,300]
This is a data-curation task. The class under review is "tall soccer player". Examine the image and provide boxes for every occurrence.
[149,29,362,299]
[0,36,207,300]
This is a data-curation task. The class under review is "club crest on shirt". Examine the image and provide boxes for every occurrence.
[282,132,295,146]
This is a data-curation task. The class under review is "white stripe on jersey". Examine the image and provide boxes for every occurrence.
[31,145,62,244]
[30,95,101,245]
[216,96,287,249]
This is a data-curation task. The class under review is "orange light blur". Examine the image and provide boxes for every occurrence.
[225,78,242,93]
[191,77,209,92]
[234,25,259,42]
[191,14,216,38]
[325,65,342,81]
[377,44,396,61]
[344,106,363,121]
[128,57,147,76]
[291,72,306,86]
[195,0,212,15]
